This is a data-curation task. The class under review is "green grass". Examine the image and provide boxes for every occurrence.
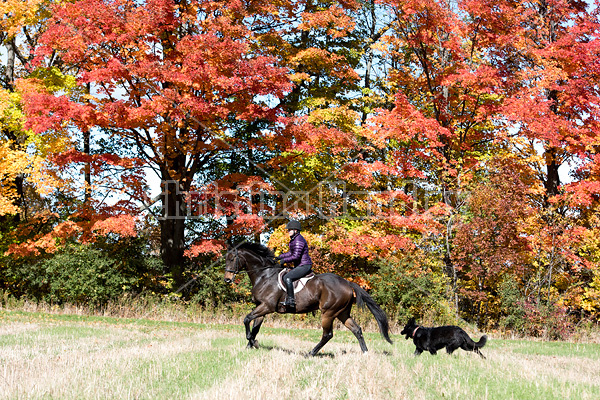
[503,339,600,359]
[1,310,599,399]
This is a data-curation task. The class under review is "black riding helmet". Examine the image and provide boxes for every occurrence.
[286,220,301,231]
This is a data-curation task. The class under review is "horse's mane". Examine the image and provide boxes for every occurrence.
[237,241,277,262]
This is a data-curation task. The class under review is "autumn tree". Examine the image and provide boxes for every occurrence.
[471,0,600,202]
[470,0,600,327]
[0,0,63,222]
[255,0,366,226]
[451,158,537,326]
[298,0,511,302]
[21,0,293,285]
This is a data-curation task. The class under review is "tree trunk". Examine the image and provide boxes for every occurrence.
[1,38,24,221]
[83,129,92,203]
[544,147,560,200]
[83,84,92,204]
[4,37,15,89]
[160,179,188,288]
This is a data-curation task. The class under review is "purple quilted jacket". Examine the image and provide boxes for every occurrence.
[279,233,312,267]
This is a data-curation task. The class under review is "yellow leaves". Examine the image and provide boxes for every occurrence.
[289,72,312,84]
[0,141,61,217]
[306,103,360,133]
[0,87,29,216]
[0,0,48,38]
[1,81,64,217]
[581,272,600,313]
[27,67,79,95]
[290,48,359,81]
[0,88,25,133]
[0,144,26,216]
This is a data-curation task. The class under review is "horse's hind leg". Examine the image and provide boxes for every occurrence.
[309,314,335,356]
[338,310,368,353]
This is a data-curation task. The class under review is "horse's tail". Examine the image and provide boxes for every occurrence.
[349,282,393,344]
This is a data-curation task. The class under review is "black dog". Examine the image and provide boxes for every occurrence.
[400,318,487,359]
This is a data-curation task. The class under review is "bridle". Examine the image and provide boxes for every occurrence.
[225,248,242,281]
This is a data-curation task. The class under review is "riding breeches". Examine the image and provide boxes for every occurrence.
[284,264,312,282]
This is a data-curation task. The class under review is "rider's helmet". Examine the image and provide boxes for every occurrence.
[286,220,302,231]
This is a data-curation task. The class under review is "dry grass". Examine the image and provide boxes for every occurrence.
[1,321,197,398]
[191,333,418,400]
[1,309,600,400]
[1,296,396,335]
[5,295,600,344]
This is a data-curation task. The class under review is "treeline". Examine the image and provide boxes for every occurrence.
[1,0,600,338]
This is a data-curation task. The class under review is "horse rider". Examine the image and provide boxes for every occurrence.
[276,220,313,311]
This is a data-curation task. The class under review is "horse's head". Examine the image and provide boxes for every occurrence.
[224,247,242,284]
[224,242,278,283]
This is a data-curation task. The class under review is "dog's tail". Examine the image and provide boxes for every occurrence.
[475,335,487,348]
[349,282,393,344]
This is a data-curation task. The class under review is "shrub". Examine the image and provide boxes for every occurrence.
[189,258,252,308]
[499,279,575,339]
[369,258,455,325]
[37,245,138,305]
[4,238,165,307]
[498,278,527,333]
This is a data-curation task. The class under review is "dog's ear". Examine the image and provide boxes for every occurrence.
[408,317,416,325]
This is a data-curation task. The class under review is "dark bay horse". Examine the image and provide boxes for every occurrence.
[223,242,393,355]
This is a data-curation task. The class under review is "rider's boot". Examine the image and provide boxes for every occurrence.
[282,278,296,312]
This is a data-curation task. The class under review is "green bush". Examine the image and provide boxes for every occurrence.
[32,245,140,305]
[499,278,575,339]
[189,257,253,308]
[498,278,527,333]
[3,237,165,307]
[369,258,454,325]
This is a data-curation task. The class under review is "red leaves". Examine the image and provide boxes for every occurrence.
[329,232,415,259]
[369,94,448,142]
[91,215,137,238]
[185,239,225,258]
[7,221,81,257]
[7,214,138,258]
[51,149,141,171]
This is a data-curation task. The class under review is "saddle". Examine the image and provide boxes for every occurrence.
[277,269,315,294]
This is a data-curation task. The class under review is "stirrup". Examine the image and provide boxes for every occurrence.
[282,297,296,311]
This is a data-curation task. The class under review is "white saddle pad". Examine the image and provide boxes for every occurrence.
[277,270,315,294]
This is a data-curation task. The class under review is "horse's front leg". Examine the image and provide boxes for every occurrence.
[243,304,271,349]
[245,316,264,349]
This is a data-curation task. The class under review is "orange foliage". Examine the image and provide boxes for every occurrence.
[91,215,137,238]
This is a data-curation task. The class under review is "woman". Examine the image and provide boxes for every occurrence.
[276,220,313,311]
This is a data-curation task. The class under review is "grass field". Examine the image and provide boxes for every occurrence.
[1,310,599,400]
